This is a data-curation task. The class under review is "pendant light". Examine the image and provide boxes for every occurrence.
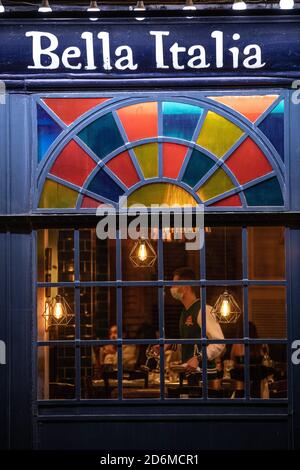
[38,0,52,13]
[42,294,74,331]
[211,227,241,324]
[129,238,157,268]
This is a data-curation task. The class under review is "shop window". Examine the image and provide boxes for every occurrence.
[36,226,287,402]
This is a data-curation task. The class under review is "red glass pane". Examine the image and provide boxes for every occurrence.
[50,140,96,186]
[43,98,110,125]
[117,102,158,141]
[226,138,272,185]
[208,95,278,123]
[106,151,140,188]
[210,194,242,207]
[163,143,188,179]
[81,196,103,208]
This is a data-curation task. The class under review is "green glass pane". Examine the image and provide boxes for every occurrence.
[133,143,158,179]
[127,183,197,207]
[39,179,78,208]
[197,111,244,158]
[197,168,235,202]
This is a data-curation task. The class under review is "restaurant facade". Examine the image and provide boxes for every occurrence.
[1,5,300,451]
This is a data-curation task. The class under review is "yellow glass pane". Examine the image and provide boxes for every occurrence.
[127,183,197,207]
[197,111,244,158]
[197,168,235,202]
[133,143,158,179]
[39,179,78,208]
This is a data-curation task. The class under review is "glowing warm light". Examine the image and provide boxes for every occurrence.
[54,299,63,320]
[220,299,231,318]
[137,241,148,262]
[38,0,52,13]
[279,0,294,9]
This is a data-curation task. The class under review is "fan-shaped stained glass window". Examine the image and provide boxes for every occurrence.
[36,94,286,211]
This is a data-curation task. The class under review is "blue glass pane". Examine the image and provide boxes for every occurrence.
[244,177,284,206]
[78,113,124,159]
[87,169,125,202]
[182,149,215,187]
[258,100,284,161]
[162,102,203,141]
[37,105,62,163]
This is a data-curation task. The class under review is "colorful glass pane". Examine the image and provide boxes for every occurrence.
[163,143,188,179]
[225,137,272,185]
[87,169,125,202]
[81,196,104,208]
[37,105,62,163]
[43,98,110,125]
[244,177,284,206]
[182,149,215,188]
[133,143,158,179]
[106,151,140,188]
[258,100,284,161]
[209,193,242,207]
[162,102,203,141]
[39,179,78,208]
[197,168,235,202]
[50,140,96,187]
[197,111,244,158]
[127,183,197,207]
[78,112,124,159]
[117,102,158,141]
[208,95,278,123]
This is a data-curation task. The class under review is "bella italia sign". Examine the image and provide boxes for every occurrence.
[0,19,300,78]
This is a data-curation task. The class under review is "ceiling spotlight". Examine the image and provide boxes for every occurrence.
[133,1,146,21]
[183,0,196,19]
[232,0,247,10]
[0,1,4,14]
[279,0,294,9]
[87,1,100,12]
[38,0,52,13]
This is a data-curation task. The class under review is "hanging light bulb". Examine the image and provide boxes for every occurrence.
[232,0,247,10]
[279,0,294,9]
[212,290,241,324]
[53,295,63,320]
[137,240,148,262]
[133,1,146,21]
[129,238,157,268]
[0,1,5,14]
[38,0,52,13]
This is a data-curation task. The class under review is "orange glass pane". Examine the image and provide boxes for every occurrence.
[50,140,96,187]
[43,98,110,125]
[163,143,188,179]
[106,151,140,188]
[117,102,158,141]
[208,95,278,123]
[39,179,78,208]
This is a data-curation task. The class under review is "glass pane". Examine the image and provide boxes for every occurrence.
[122,344,160,399]
[122,233,158,281]
[248,226,285,280]
[38,346,75,400]
[81,346,118,399]
[80,287,116,340]
[122,287,159,340]
[37,229,74,282]
[117,102,158,141]
[163,229,200,280]
[37,287,75,341]
[208,344,245,399]
[162,101,203,141]
[205,227,243,280]
[248,286,287,339]
[206,286,243,339]
[80,229,116,281]
[250,344,287,399]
